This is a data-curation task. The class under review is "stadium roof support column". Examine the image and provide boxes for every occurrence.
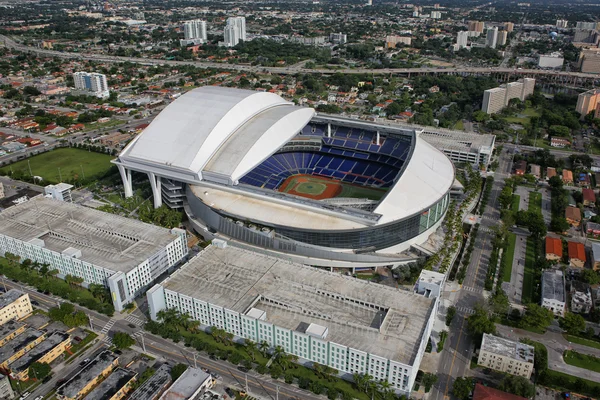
[117,164,133,198]
[148,173,162,208]
[327,123,331,138]
[376,131,381,145]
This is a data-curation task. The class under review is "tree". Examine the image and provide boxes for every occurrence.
[29,362,52,380]
[560,312,586,335]
[23,86,41,96]
[467,304,496,340]
[499,375,535,398]
[581,269,600,285]
[452,377,474,400]
[170,364,188,381]
[446,306,456,326]
[488,289,510,316]
[113,332,135,349]
[245,340,257,361]
[422,372,438,391]
[521,303,554,331]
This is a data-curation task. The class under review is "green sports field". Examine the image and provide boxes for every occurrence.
[279,174,386,201]
[0,148,114,184]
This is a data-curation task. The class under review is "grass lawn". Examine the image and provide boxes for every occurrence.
[454,120,464,131]
[564,334,600,350]
[503,106,541,125]
[522,237,536,304]
[542,369,600,398]
[564,350,600,372]
[83,119,125,132]
[511,195,520,213]
[502,233,516,282]
[0,148,114,184]
[528,191,542,214]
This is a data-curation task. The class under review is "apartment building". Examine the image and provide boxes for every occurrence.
[576,88,600,120]
[0,290,32,326]
[73,72,109,99]
[482,79,536,114]
[57,350,119,400]
[541,269,566,316]
[477,334,534,378]
[9,331,71,381]
[223,17,246,47]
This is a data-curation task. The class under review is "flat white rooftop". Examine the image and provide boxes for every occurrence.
[163,245,435,364]
[0,196,180,273]
[481,333,534,363]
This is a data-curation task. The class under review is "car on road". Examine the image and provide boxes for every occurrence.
[128,323,136,328]
[237,366,249,373]
[19,392,30,399]
[225,388,235,397]
[34,396,43,400]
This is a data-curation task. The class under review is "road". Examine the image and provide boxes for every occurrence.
[0,280,318,400]
[432,148,514,400]
[2,34,600,80]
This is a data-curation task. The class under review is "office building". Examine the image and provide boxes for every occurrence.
[73,72,109,99]
[576,88,600,119]
[541,269,566,316]
[482,79,536,114]
[456,31,468,49]
[578,49,600,74]
[0,375,14,400]
[223,17,246,47]
[468,21,484,33]
[431,11,442,19]
[147,244,439,396]
[504,22,514,32]
[486,27,498,48]
[329,32,347,45]
[44,183,73,202]
[477,334,534,378]
[9,331,71,380]
[498,31,508,46]
[538,52,564,69]
[128,364,172,400]
[556,19,568,29]
[57,350,119,400]
[180,20,207,46]
[386,36,412,48]
[0,196,188,312]
[0,290,32,326]
[159,368,213,400]
[83,368,137,400]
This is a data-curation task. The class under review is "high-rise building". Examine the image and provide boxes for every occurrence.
[504,22,514,32]
[576,88,600,119]
[385,35,412,48]
[498,30,508,46]
[482,87,506,114]
[180,20,207,46]
[468,21,484,33]
[329,32,347,45]
[520,77,536,99]
[456,31,468,49]
[538,52,564,69]
[482,78,536,114]
[431,11,442,19]
[366,0,373,5]
[578,48,600,74]
[73,72,109,99]
[574,29,599,43]
[223,17,246,47]
[576,21,597,30]
[486,27,498,48]
[556,19,568,28]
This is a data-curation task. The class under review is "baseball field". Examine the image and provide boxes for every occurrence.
[278,174,386,201]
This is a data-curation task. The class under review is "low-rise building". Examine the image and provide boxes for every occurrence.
[571,281,593,314]
[562,169,574,184]
[158,368,213,400]
[477,333,534,378]
[0,374,14,400]
[44,183,74,203]
[545,237,562,261]
[0,328,45,369]
[530,164,541,179]
[0,290,32,326]
[590,284,600,309]
[593,243,600,270]
[551,137,571,148]
[583,188,596,206]
[83,367,137,400]
[587,221,600,237]
[0,320,26,347]
[546,167,557,180]
[416,270,445,299]
[128,364,172,400]
[579,173,591,187]
[9,331,71,380]
[541,269,566,316]
[514,160,527,175]
[57,350,119,400]
[568,241,586,268]
[566,206,582,226]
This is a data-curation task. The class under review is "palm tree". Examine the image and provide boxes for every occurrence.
[157,308,182,327]
[245,340,258,361]
[89,284,107,302]
[48,269,59,279]
[322,365,338,382]
[352,373,369,393]
[187,319,200,333]
[259,341,270,356]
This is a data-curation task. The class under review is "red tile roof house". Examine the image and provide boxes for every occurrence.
[568,241,586,268]
[545,237,562,262]
[582,188,596,206]
[473,384,527,400]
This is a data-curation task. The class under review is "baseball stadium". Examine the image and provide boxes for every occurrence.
[114,86,455,267]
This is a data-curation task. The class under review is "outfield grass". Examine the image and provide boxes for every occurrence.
[338,182,386,200]
[511,194,521,213]
[0,148,114,184]
[565,334,600,350]
[522,237,536,304]
[528,191,542,214]
[502,233,516,282]
[563,350,600,373]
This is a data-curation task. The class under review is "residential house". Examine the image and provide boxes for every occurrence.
[593,242,600,271]
[578,173,591,188]
[514,160,527,175]
[567,241,586,268]
[547,167,557,180]
[590,284,600,310]
[565,206,582,226]
[571,281,593,314]
[583,188,596,206]
[530,164,541,179]
[545,237,562,261]
[563,169,574,184]
[551,137,571,148]
[586,221,600,236]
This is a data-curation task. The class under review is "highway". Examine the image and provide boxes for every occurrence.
[2,34,600,79]
[0,279,317,400]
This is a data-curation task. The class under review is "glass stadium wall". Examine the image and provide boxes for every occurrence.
[185,185,449,259]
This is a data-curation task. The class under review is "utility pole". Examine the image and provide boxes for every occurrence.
[276,385,279,400]
[245,373,249,394]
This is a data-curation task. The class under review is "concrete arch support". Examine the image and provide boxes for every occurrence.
[117,164,133,198]
[148,172,162,208]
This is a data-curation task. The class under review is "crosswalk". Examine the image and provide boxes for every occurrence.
[125,315,145,327]
[462,286,483,293]
[457,306,475,315]
[100,318,115,334]
[132,331,144,339]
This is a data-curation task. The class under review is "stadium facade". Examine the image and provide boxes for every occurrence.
[114,87,456,267]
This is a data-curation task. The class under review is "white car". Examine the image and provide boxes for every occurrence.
[19,392,30,400]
